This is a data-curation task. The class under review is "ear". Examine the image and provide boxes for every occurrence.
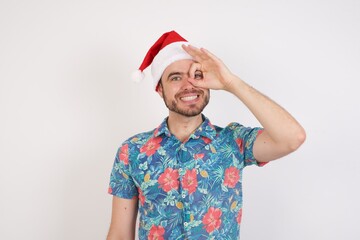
[156,81,164,98]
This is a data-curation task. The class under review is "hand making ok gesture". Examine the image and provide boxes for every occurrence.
[182,44,237,92]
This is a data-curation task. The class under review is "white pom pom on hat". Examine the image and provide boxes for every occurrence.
[132,30,194,91]
[131,69,145,83]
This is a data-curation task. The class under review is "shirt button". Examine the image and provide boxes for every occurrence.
[179,168,183,172]
[181,192,186,198]
[184,222,188,227]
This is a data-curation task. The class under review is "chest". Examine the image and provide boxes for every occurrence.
[130,136,245,199]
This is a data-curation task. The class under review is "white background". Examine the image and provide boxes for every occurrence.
[1,0,359,239]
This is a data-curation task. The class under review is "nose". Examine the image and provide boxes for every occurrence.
[181,74,195,90]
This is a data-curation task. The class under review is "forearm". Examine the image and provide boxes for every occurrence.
[226,74,306,150]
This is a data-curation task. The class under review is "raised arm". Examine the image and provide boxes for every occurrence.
[107,196,138,240]
[225,76,306,162]
[182,45,306,162]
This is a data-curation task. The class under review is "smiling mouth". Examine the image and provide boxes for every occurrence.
[180,95,199,102]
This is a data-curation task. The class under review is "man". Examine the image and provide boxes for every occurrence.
[107,31,306,240]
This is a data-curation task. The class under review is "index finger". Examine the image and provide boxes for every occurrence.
[182,44,208,62]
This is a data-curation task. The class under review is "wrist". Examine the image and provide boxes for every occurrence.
[223,74,244,94]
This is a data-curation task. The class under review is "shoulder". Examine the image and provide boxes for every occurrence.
[216,122,245,136]
[216,122,263,140]
[121,128,157,148]
[225,122,259,133]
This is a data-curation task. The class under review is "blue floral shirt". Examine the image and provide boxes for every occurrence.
[108,116,266,240]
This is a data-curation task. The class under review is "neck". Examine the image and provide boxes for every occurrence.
[167,112,203,142]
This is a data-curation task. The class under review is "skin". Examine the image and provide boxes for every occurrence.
[159,64,210,118]
[157,59,211,142]
[106,45,306,239]
[107,197,138,240]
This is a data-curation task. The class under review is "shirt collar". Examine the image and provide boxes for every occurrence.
[154,117,172,138]
[154,115,217,141]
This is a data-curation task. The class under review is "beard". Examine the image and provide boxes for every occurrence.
[162,88,210,117]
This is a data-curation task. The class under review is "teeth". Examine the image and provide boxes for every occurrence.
[181,95,198,101]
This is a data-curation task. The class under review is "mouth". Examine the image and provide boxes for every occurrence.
[180,95,199,102]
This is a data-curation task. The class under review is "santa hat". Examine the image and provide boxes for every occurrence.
[131,30,194,91]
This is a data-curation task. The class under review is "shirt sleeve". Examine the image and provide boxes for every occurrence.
[229,122,266,167]
[108,143,138,199]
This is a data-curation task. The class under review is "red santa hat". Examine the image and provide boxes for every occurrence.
[131,30,194,91]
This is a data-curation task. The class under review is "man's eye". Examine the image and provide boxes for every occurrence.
[171,76,181,81]
[194,71,203,79]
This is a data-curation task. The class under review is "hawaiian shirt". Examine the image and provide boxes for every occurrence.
[108,115,266,240]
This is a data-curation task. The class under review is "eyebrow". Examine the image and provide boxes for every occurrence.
[167,72,184,80]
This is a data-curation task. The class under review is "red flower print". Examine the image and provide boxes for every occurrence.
[140,137,162,157]
[148,225,165,240]
[202,137,212,144]
[154,127,159,136]
[237,208,242,224]
[107,187,112,194]
[258,161,268,167]
[119,144,129,165]
[181,169,198,194]
[223,166,240,188]
[138,188,145,206]
[194,153,204,160]
[202,207,222,233]
[235,138,244,154]
[158,168,179,192]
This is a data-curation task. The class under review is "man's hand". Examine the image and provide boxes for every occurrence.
[182,44,235,91]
